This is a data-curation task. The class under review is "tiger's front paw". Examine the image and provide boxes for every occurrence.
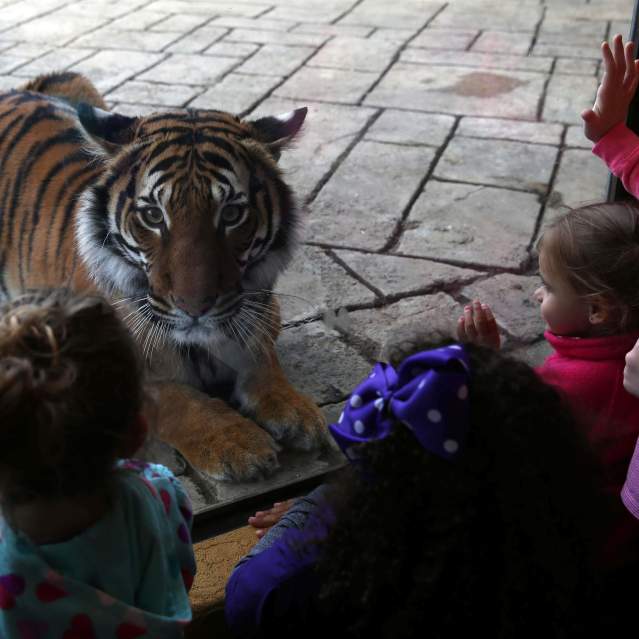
[164,404,280,482]
[239,382,328,451]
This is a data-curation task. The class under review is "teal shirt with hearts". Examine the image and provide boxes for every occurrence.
[0,461,195,639]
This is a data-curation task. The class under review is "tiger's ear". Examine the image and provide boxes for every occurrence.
[249,107,307,161]
[76,102,139,154]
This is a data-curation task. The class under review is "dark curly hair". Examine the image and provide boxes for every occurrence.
[279,344,622,638]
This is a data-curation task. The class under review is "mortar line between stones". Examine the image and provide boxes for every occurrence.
[465,29,483,52]
[324,248,385,298]
[432,175,546,196]
[305,239,531,276]
[58,0,157,48]
[281,272,491,331]
[398,58,554,76]
[527,124,567,250]
[535,56,556,121]
[330,0,367,26]
[157,13,227,53]
[8,0,158,77]
[526,4,546,57]
[222,36,334,118]
[255,5,277,19]
[357,2,449,105]
[0,0,78,36]
[380,116,461,254]
[302,107,383,205]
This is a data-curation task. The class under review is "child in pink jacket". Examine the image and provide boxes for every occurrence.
[584,34,639,533]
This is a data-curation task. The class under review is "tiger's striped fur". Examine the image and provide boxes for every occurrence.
[0,72,326,481]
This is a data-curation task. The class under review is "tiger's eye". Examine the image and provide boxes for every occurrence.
[139,207,164,227]
[221,205,244,225]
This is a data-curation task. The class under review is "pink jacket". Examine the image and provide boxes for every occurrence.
[538,330,639,487]
[593,122,639,199]
[538,330,639,564]
[592,125,639,528]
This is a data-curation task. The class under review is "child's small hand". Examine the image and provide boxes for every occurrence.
[248,498,297,538]
[457,300,501,350]
[624,338,639,399]
[582,34,639,143]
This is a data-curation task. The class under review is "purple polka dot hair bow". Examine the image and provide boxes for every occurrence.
[329,344,471,462]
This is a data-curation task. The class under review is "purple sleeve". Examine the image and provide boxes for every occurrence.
[224,510,332,638]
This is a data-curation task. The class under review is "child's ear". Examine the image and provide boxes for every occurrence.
[119,414,149,458]
[588,297,611,326]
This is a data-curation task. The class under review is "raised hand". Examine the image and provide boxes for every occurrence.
[582,34,639,143]
[248,498,297,538]
[456,300,501,350]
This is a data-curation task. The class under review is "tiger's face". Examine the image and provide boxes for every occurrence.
[76,106,306,350]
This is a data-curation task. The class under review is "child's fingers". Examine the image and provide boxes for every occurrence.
[601,41,615,76]
[623,41,638,91]
[580,108,597,123]
[613,34,626,76]
[456,316,467,341]
[463,305,477,339]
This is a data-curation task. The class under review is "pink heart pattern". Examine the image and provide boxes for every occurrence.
[36,580,68,603]
[62,614,95,639]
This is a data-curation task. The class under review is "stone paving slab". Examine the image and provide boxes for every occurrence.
[10,47,96,77]
[410,28,478,51]
[307,140,435,249]
[397,181,541,269]
[106,80,202,107]
[332,251,481,298]
[434,137,557,194]
[471,31,533,55]
[276,245,376,323]
[234,44,315,77]
[275,65,378,104]
[72,27,181,51]
[70,50,165,93]
[542,73,598,124]
[364,110,455,146]
[308,36,403,72]
[456,117,563,145]
[545,148,610,224]
[278,320,372,404]
[366,64,547,119]
[0,0,635,513]
[343,293,461,354]
[401,49,553,73]
[429,2,543,31]
[136,53,237,85]
[337,0,444,29]
[250,97,376,203]
[189,74,284,114]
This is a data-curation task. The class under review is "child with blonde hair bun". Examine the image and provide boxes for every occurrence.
[0,290,195,636]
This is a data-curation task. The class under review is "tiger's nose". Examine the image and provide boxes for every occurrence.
[172,295,216,318]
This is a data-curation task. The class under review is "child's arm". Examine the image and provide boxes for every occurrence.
[582,34,639,143]
[583,35,639,198]
[457,300,501,350]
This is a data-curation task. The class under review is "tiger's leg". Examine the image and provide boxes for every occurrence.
[19,72,108,110]
[233,297,328,450]
[153,381,281,481]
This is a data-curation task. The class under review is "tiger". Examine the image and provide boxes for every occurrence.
[0,71,327,481]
